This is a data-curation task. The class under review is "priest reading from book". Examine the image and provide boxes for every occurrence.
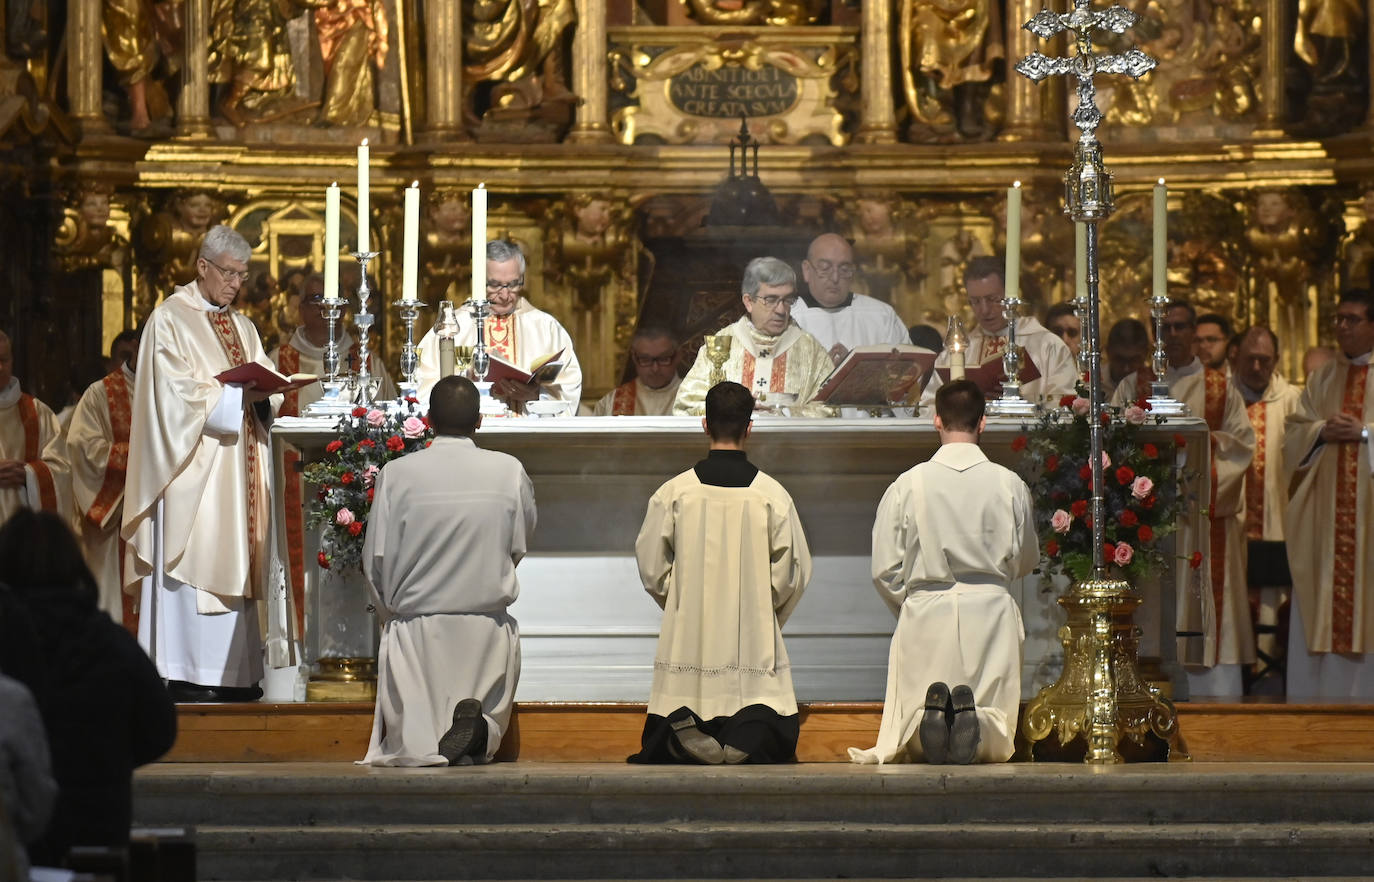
[67,326,141,627]
[416,239,583,413]
[851,380,1037,766]
[792,233,913,364]
[361,376,534,766]
[0,329,71,526]
[921,255,1078,407]
[122,225,284,703]
[631,381,811,764]
[673,257,837,417]
[591,325,683,416]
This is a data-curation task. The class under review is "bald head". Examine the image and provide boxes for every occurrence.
[802,233,856,307]
[428,376,481,436]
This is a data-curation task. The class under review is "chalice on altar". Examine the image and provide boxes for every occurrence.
[454,345,474,376]
[704,334,732,387]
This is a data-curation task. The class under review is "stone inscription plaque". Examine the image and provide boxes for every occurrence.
[667,64,800,118]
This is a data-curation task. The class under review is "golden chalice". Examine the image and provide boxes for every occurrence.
[454,345,474,376]
[704,334,732,387]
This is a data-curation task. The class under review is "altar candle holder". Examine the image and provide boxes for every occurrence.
[394,295,426,396]
[319,288,348,403]
[985,292,1037,417]
[1146,290,1189,416]
[350,251,381,405]
[467,297,492,382]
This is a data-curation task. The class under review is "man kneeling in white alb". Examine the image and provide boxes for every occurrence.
[851,379,1038,765]
[361,376,536,766]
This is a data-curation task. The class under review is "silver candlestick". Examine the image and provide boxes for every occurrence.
[1146,289,1189,416]
[319,287,348,403]
[394,296,426,397]
[350,251,382,405]
[467,297,491,382]
[986,289,1037,417]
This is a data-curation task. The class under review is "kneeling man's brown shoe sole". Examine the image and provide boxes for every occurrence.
[438,698,484,765]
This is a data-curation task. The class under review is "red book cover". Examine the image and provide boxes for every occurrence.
[215,363,318,394]
[816,346,937,406]
[935,348,1042,398]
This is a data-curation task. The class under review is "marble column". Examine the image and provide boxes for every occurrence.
[1000,0,1055,141]
[66,0,108,131]
[177,0,212,137]
[424,0,469,140]
[567,0,612,143]
[1261,0,1287,132]
[855,0,897,143]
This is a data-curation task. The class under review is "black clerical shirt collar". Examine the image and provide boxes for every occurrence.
[694,448,759,488]
[799,290,854,310]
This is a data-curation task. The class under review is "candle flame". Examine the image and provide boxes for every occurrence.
[330,181,337,188]
[411,180,419,188]
[1012,180,1022,189]
[1158,177,1166,185]
[478,182,486,190]
[361,138,369,147]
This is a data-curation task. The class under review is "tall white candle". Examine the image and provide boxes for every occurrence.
[1005,181,1022,303]
[1074,221,1087,300]
[357,139,370,253]
[1153,178,1167,299]
[402,181,420,302]
[472,183,488,302]
[324,182,340,300]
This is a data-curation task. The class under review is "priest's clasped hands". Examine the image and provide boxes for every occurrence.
[1321,412,1368,443]
[0,459,25,488]
[491,377,541,412]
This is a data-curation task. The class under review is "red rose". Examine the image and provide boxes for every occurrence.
[348,521,363,537]
[1060,394,1077,408]
[1011,435,1028,452]
[367,487,375,503]
[1079,464,1092,481]
[405,396,418,404]
[425,439,433,448]
[1104,542,1117,560]
[357,439,376,451]
[325,440,344,454]
[1100,412,1111,425]
[1120,510,1139,527]
[1071,499,1088,518]
[317,551,329,569]
[1135,397,1150,410]
[1143,443,1159,459]
[421,416,431,429]
[352,406,367,418]
[1046,454,1060,473]
[1046,538,1060,557]
[1142,494,1157,510]
[1137,524,1154,542]
[1084,514,1093,530]
[316,489,326,502]
[1174,433,1187,448]
[1190,551,1203,569]
[1115,465,1135,485]
[386,434,405,452]
[340,471,355,485]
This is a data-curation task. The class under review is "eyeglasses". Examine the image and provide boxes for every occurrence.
[632,353,677,368]
[1334,313,1369,327]
[748,294,799,309]
[204,257,250,283]
[808,259,857,280]
[486,277,524,294]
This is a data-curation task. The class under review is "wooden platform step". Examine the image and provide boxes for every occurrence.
[163,698,1374,763]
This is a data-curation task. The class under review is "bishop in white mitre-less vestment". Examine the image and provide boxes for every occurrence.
[674,317,836,417]
[361,379,535,765]
[1113,357,1256,694]
[67,363,137,626]
[123,272,283,692]
[851,394,1037,765]
[0,375,70,527]
[921,316,1078,408]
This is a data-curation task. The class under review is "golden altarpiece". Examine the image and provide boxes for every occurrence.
[1,0,1374,403]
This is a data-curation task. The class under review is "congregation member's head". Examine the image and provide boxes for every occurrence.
[801,233,857,308]
[962,256,1008,335]
[1160,299,1196,369]
[0,509,99,606]
[108,329,140,373]
[1194,312,1232,370]
[1335,288,1374,359]
[1234,326,1280,395]
[740,257,798,337]
[703,381,754,449]
[628,325,682,391]
[196,225,252,308]
[0,329,12,390]
[485,239,528,318]
[1303,344,1337,380]
[427,375,482,438]
[1106,318,1150,385]
[1044,302,1082,359]
[933,379,986,442]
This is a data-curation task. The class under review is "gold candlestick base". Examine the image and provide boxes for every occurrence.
[306,657,378,702]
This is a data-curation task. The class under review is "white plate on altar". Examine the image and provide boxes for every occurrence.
[525,400,575,418]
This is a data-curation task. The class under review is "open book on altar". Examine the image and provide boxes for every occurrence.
[215,363,318,394]
[935,347,1042,398]
[815,345,937,406]
[484,348,566,386]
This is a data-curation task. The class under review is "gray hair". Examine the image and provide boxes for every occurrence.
[741,256,796,297]
[200,225,251,264]
[486,239,527,274]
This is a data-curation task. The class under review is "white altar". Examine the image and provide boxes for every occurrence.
[272,415,1210,703]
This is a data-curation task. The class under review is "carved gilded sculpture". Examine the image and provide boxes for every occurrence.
[837,193,926,309]
[421,190,473,306]
[101,0,181,133]
[306,0,391,126]
[207,0,307,125]
[1340,185,1374,292]
[677,0,825,26]
[900,0,1004,140]
[1169,190,1247,319]
[464,0,577,135]
[542,192,636,309]
[54,182,128,274]
[133,189,226,320]
[1245,188,1326,378]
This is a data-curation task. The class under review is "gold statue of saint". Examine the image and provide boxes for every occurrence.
[207,0,304,125]
[304,0,390,126]
[900,0,1004,140]
[102,0,181,134]
[464,0,576,129]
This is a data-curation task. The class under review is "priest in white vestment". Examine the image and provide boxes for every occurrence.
[0,331,71,526]
[1112,301,1255,695]
[122,226,283,701]
[68,343,138,628]
[591,325,683,416]
[921,256,1077,408]
[1283,290,1374,697]
[851,380,1037,765]
[792,233,911,363]
[632,381,811,764]
[415,239,583,412]
[361,376,535,766]
[674,257,837,418]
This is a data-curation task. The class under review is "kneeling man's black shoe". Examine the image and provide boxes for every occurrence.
[438,699,485,765]
[669,716,726,764]
[948,684,980,765]
[918,681,951,764]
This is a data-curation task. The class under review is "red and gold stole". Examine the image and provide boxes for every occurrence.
[1244,398,1267,541]
[740,353,790,397]
[611,381,637,415]
[207,309,267,597]
[275,343,306,636]
[1332,364,1368,652]
[87,372,137,634]
[1202,367,1230,644]
[485,314,517,363]
[17,395,56,511]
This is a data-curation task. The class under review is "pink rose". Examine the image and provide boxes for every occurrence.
[1072,397,1090,416]
[335,507,355,526]
[1113,542,1134,566]
[1051,509,1072,534]
[1131,475,1154,500]
[366,408,387,427]
[1123,405,1147,425]
[401,416,426,439]
[1101,451,1112,469]
[362,465,380,487]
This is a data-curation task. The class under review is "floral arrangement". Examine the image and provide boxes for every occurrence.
[1013,392,1197,583]
[304,399,433,570]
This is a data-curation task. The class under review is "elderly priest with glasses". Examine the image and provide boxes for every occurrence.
[674,257,837,418]
[416,239,583,413]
